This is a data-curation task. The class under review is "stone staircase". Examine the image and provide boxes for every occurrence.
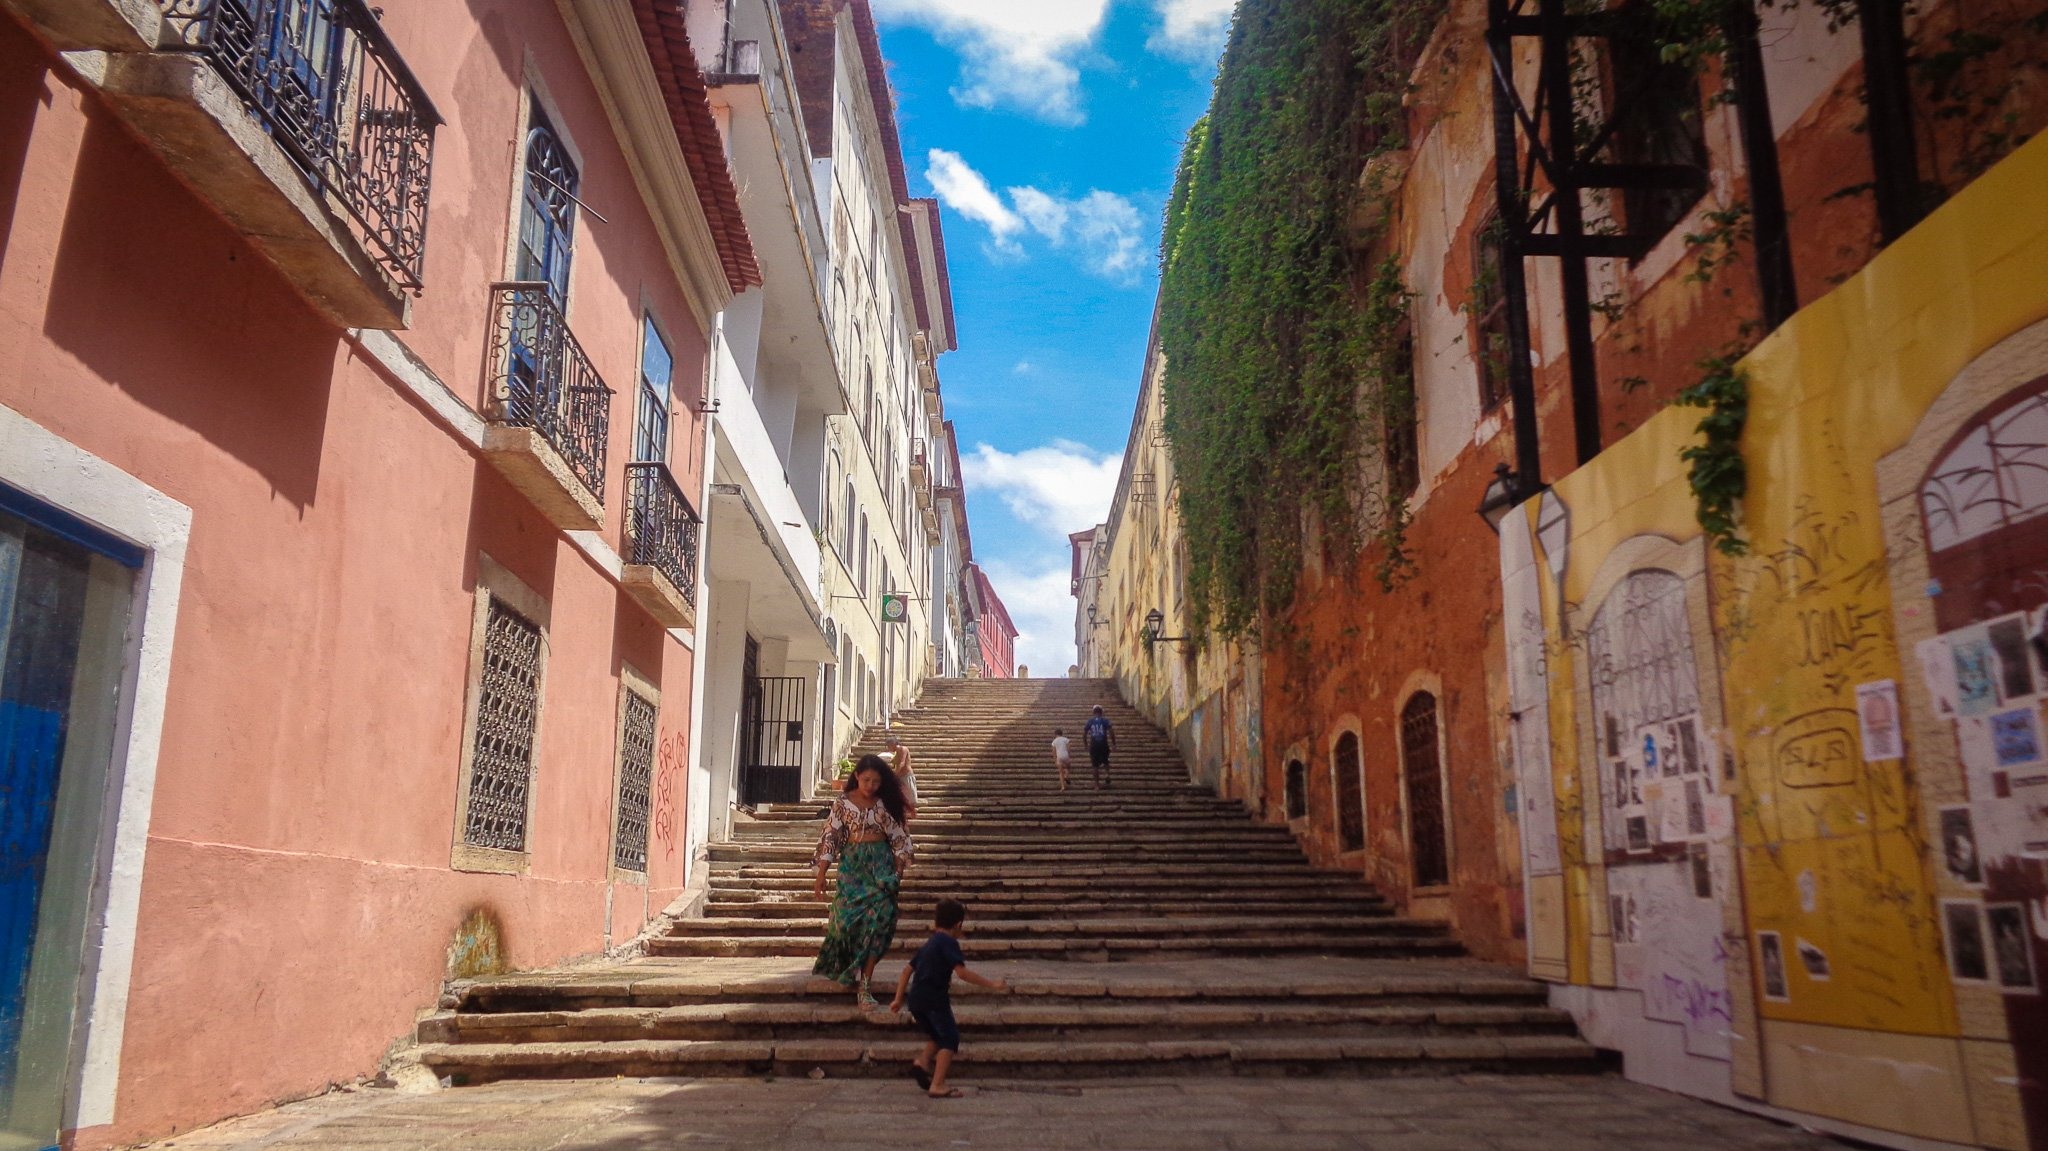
[414,678,1597,1083]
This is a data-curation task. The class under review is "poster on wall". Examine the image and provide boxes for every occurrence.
[1941,805,1984,884]
[1986,613,2037,702]
[1758,931,1790,1002]
[1942,899,1991,984]
[1920,635,1962,718]
[1952,625,1999,718]
[1987,904,2038,992]
[1856,680,1903,761]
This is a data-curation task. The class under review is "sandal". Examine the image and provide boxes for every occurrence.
[928,1088,963,1099]
[910,1064,932,1090]
[857,986,881,1011]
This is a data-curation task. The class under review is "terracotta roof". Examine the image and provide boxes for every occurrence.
[633,0,761,291]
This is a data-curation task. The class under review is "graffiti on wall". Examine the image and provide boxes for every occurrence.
[653,727,685,859]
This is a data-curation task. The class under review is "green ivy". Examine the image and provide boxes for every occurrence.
[1674,350,1749,556]
[1157,0,1434,640]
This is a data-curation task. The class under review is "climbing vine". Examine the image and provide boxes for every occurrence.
[1673,349,1751,555]
[1157,0,1438,641]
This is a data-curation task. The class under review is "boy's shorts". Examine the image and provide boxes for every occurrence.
[1089,743,1111,768]
[909,999,960,1052]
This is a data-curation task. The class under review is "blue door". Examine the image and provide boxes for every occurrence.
[0,496,139,1150]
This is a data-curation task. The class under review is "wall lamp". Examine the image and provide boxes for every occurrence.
[1142,608,1187,649]
[1086,603,1109,630]
[1476,462,1543,533]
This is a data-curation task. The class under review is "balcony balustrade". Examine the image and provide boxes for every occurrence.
[623,462,702,629]
[161,0,438,291]
[482,283,613,530]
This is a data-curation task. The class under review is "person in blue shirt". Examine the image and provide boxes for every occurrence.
[888,898,1008,1097]
[1083,705,1116,789]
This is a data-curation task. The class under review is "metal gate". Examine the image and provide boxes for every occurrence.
[740,676,807,806]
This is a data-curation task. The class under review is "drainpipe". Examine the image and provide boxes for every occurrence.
[683,313,724,882]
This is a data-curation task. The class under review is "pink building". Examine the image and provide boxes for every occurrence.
[0,0,754,1144]
[966,564,1018,679]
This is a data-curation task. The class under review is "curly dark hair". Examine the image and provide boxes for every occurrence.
[842,753,908,824]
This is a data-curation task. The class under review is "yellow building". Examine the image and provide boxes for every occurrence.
[1076,328,1263,808]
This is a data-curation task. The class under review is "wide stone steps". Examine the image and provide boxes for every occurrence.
[665,915,1423,938]
[416,961,1597,1084]
[647,934,1461,960]
[418,678,1593,1086]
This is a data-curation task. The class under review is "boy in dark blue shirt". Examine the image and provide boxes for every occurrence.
[1083,705,1116,789]
[889,898,1008,1097]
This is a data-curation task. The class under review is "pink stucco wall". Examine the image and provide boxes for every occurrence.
[0,0,712,1140]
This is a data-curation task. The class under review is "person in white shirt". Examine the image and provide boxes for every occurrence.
[884,733,918,821]
[1051,728,1072,792]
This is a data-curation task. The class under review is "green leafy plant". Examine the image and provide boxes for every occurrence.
[1156,0,1440,640]
[1674,349,1750,555]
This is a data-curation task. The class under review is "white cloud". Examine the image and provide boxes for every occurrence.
[872,0,1109,124]
[961,440,1121,537]
[1066,190,1145,279]
[926,150,1147,284]
[925,149,1023,243]
[980,559,1086,679]
[1013,360,1035,375]
[1150,0,1234,58]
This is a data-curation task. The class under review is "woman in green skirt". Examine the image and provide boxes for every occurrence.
[812,754,915,1008]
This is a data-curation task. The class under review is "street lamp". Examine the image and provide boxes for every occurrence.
[1086,603,1107,630]
[1142,608,1187,649]
[1476,462,1540,533]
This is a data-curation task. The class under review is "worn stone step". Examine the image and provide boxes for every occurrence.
[665,915,1416,938]
[421,1001,1578,1045]
[416,1033,1600,1085]
[644,934,1463,959]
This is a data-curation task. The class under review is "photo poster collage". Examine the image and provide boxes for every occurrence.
[1915,607,2048,996]
[1604,709,1732,948]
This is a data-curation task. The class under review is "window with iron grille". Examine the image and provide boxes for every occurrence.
[1606,4,1708,247]
[613,688,657,873]
[1401,692,1450,888]
[464,597,543,852]
[1472,218,1511,413]
[1333,732,1364,852]
[1383,325,1420,497]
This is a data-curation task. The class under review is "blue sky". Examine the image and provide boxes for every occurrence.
[870,0,1226,674]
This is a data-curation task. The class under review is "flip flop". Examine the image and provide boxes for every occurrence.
[910,1065,932,1090]
[927,1088,963,1099]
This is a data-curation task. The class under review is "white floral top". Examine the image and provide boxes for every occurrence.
[814,795,915,868]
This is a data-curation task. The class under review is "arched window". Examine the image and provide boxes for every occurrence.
[1285,759,1308,820]
[1333,731,1364,852]
[1400,693,1449,887]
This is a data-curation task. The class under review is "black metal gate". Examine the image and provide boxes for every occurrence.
[740,676,807,806]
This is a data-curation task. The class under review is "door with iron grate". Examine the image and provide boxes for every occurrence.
[463,598,542,852]
[1401,693,1450,888]
[740,677,807,806]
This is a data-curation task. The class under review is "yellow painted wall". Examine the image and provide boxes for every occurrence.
[1518,131,2048,1146]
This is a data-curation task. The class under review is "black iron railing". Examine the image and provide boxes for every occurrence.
[625,462,701,605]
[162,0,439,289]
[489,283,613,502]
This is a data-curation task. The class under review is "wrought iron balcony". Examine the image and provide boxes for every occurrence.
[486,283,612,517]
[161,0,439,290]
[624,462,702,628]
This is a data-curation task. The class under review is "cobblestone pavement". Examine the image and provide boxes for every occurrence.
[137,1075,1845,1151]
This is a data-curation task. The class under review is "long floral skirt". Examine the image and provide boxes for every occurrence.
[813,839,901,985]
